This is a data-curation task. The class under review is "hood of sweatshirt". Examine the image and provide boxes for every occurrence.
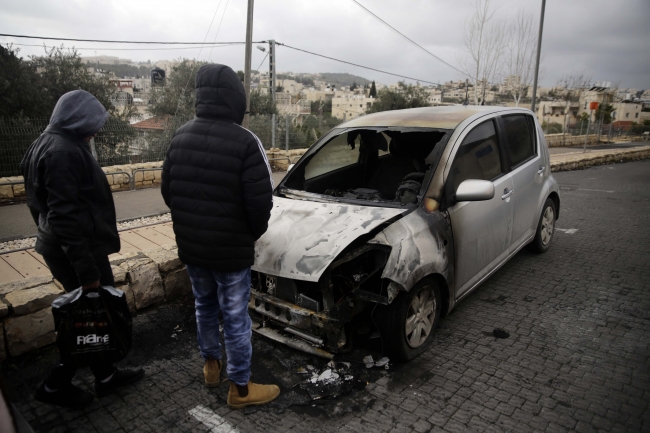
[195,64,246,124]
[48,90,109,138]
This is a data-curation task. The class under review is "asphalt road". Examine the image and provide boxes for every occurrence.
[3,160,649,432]
[0,171,288,241]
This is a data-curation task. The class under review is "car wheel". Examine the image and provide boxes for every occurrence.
[527,197,556,254]
[378,278,441,362]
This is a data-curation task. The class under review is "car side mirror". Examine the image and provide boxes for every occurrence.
[455,179,495,202]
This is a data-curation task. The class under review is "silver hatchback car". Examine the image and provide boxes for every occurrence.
[250,106,560,361]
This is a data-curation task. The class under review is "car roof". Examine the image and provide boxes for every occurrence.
[337,105,531,130]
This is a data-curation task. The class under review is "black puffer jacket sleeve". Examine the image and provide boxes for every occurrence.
[241,133,274,241]
[42,151,99,284]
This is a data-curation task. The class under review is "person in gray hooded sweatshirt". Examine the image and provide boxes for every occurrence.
[21,90,143,409]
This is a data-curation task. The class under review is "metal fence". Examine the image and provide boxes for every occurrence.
[542,121,650,139]
[0,114,344,177]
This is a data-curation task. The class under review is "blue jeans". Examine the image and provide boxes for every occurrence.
[185,265,252,386]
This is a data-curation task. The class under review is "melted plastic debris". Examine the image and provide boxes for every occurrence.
[299,361,366,401]
[363,355,390,369]
[375,357,390,368]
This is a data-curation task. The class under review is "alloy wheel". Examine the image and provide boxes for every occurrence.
[541,205,555,246]
[405,286,437,348]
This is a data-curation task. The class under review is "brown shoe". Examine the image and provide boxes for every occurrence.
[203,359,222,388]
[227,381,280,409]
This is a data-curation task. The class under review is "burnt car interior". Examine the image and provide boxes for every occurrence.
[281,128,448,205]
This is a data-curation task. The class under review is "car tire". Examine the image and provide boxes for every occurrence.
[377,278,441,362]
[527,197,556,254]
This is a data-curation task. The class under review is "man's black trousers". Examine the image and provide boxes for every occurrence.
[42,254,116,388]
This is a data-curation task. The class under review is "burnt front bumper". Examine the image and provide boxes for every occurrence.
[248,289,343,357]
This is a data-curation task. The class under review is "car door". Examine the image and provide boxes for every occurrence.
[498,114,544,252]
[446,118,514,299]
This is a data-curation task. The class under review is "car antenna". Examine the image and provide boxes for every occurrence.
[463,79,469,106]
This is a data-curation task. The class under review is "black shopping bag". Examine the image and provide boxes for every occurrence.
[52,286,132,367]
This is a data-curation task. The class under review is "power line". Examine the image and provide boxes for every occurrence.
[0,33,256,45]
[277,43,441,86]
[12,42,244,52]
[350,0,468,77]
[208,0,231,60]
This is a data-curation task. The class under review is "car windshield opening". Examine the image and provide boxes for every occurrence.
[281,128,448,206]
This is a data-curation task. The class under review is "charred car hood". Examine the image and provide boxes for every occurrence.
[253,197,407,282]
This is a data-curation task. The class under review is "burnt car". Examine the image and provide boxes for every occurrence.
[250,106,560,361]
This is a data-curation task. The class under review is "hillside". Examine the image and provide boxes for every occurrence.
[318,73,372,88]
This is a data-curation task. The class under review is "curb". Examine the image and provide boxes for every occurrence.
[550,145,650,172]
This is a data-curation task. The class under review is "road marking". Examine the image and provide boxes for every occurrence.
[556,228,578,234]
[578,188,614,193]
[189,405,239,433]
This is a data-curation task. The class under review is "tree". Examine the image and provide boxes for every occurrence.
[504,10,537,106]
[236,70,245,82]
[595,104,615,125]
[350,81,358,91]
[0,45,41,118]
[147,59,207,118]
[557,73,591,143]
[1,45,122,119]
[249,90,277,116]
[460,0,506,105]
[369,81,377,98]
[366,82,430,114]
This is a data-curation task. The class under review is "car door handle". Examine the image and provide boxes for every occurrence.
[537,165,545,176]
[501,188,514,200]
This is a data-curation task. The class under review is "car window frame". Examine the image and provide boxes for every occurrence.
[450,117,507,184]
[496,113,538,172]
[442,116,509,207]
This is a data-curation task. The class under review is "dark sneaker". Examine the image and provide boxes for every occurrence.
[34,381,94,410]
[95,368,144,397]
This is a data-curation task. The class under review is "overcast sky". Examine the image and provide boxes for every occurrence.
[1,0,649,89]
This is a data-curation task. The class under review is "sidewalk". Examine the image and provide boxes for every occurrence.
[0,223,176,285]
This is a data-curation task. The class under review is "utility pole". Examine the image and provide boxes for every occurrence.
[242,0,254,129]
[584,108,592,152]
[530,0,546,114]
[269,39,277,147]
[285,115,290,151]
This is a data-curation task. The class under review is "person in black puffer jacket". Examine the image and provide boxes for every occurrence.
[21,90,144,410]
[161,64,279,409]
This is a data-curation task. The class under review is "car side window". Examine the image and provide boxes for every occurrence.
[502,115,536,168]
[450,120,503,191]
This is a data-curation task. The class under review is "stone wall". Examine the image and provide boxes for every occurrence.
[266,148,308,171]
[545,134,602,147]
[0,246,190,360]
[0,149,308,201]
